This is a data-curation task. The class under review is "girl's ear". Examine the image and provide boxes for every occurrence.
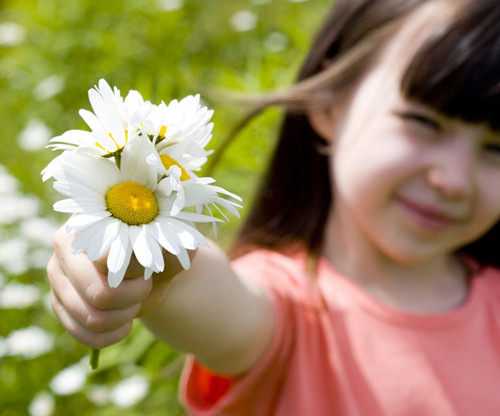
[307,107,336,143]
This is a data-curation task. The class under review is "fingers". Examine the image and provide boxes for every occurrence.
[48,225,191,348]
[50,259,141,332]
[52,227,153,310]
[48,226,153,348]
[50,290,134,349]
[94,251,146,280]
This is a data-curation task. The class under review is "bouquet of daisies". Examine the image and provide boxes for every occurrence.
[42,79,241,288]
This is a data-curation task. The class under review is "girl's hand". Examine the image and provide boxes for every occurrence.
[47,225,183,349]
[48,224,274,376]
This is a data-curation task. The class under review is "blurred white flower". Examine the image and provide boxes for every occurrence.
[0,194,39,225]
[230,11,258,32]
[29,392,55,416]
[0,22,25,46]
[86,385,110,405]
[0,165,19,194]
[0,282,41,309]
[157,0,184,11]
[50,361,88,396]
[6,326,54,359]
[0,337,7,358]
[0,237,30,275]
[0,272,5,287]
[264,32,289,52]
[20,217,59,246]
[18,119,52,151]
[42,291,53,312]
[110,375,149,407]
[29,248,54,270]
[33,76,65,101]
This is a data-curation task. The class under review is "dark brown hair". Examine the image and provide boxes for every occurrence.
[230,0,500,267]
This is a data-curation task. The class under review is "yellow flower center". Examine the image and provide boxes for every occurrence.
[160,155,191,181]
[105,181,158,225]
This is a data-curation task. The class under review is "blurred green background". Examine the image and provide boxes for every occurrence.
[0,0,330,414]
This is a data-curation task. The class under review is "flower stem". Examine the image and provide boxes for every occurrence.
[115,153,121,169]
[90,348,100,370]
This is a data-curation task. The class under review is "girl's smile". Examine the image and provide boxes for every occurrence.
[394,194,464,234]
[311,4,500,295]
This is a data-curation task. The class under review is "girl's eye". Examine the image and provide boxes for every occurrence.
[395,111,443,132]
[484,144,500,156]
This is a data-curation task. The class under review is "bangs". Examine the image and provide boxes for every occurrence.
[401,1,500,131]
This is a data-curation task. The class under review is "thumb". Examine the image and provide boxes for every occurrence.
[93,252,145,280]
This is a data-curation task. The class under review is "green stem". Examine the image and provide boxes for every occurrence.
[115,153,121,169]
[90,348,100,370]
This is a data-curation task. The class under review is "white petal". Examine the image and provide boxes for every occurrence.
[213,197,242,218]
[182,182,215,207]
[129,225,163,273]
[144,268,154,280]
[79,109,103,133]
[53,199,84,213]
[53,197,106,214]
[65,211,111,231]
[49,150,119,194]
[92,128,119,152]
[145,225,164,272]
[158,217,207,250]
[170,186,185,217]
[182,182,242,219]
[88,89,111,125]
[145,152,164,173]
[97,79,115,99]
[129,226,152,268]
[172,211,223,223]
[156,175,175,198]
[107,261,129,288]
[150,222,179,256]
[107,223,132,287]
[120,137,158,189]
[53,179,105,201]
[69,220,108,255]
[41,156,64,181]
[176,247,190,270]
[48,129,94,149]
[85,218,120,260]
[106,113,127,149]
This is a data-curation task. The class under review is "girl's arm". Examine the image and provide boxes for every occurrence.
[140,242,275,374]
[48,226,274,375]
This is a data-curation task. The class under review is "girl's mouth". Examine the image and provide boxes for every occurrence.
[396,196,460,232]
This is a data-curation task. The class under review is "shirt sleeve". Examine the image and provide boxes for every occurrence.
[178,250,297,416]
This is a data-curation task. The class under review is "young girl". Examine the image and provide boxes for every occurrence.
[47,0,500,414]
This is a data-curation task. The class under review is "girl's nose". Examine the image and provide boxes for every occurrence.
[426,142,475,200]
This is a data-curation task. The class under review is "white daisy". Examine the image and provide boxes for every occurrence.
[143,94,214,173]
[47,79,152,158]
[133,102,242,225]
[43,136,217,288]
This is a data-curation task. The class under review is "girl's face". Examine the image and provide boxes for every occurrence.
[314,5,500,267]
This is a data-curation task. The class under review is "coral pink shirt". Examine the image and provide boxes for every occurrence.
[179,249,500,416]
